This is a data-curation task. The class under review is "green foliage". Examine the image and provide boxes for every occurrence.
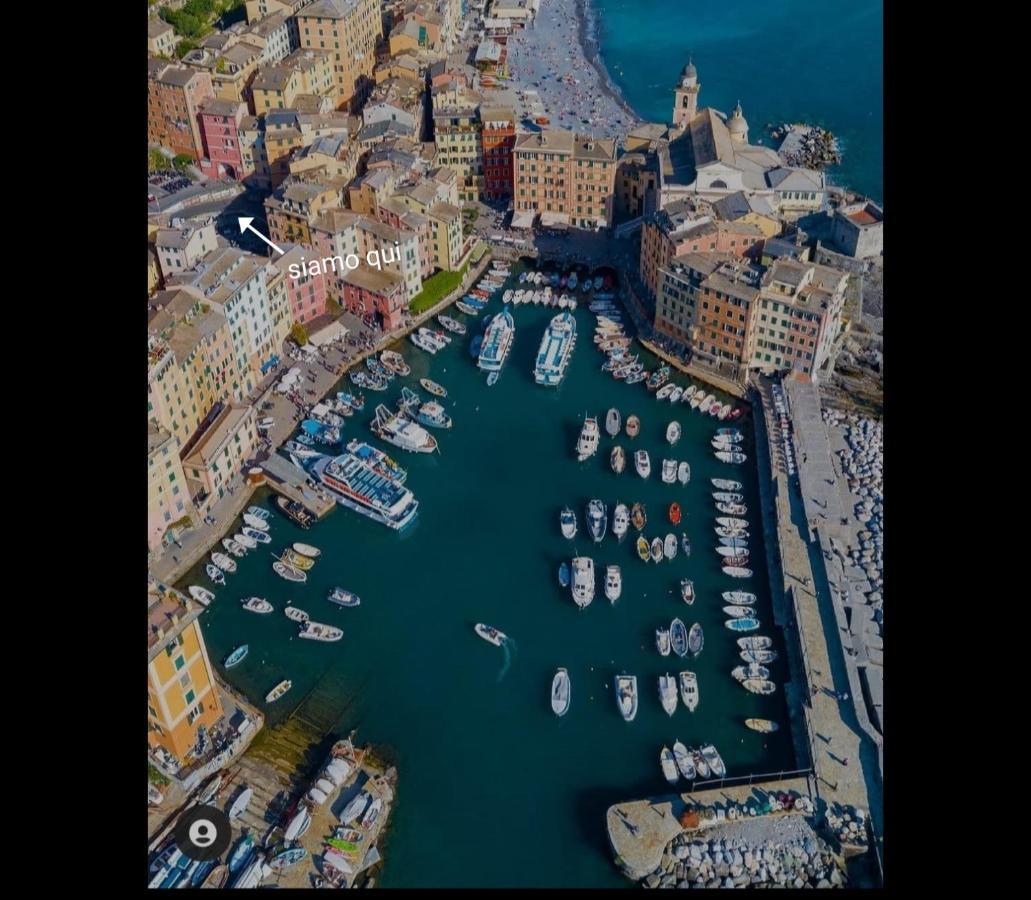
[149,148,169,171]
[172,154,194,171]
[409,262,469,314]
[174,38,198,59]
[148,764,170,787]
[290,322,309,346]
[325,297,342,318]
[215,57,227,74]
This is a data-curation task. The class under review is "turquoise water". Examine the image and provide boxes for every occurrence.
[182,265,795,886]
[592,0,883,202]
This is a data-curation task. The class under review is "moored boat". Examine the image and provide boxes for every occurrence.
[571,557,595,608]
[723,591,757,604]
[604,565,622,602]
[625,415,640,438]
[680,579,694,604]
[551,668,571,716]
[631,501,647,530]
[265,680,292,703]
[635,449,651,478]
[615,674,638,721]
[610,445,626,474]
[211,552,236,573]
[661,458,677,483]
[560,506,577,539]
[205,563,225,585]
[273,559,307,582]
[284,606,310,623]
[189,586,215,607]
[745,718,780,734]
[700,744,726,778]
[674,741,696,779]
[224,644,248,668]
[650,537,664,561]
[659,674,679,716]
[656,627,671,656]
[576,414,600,461]
[679,671,698,711]
[605,407,621,436]
[732,663,770,682]
[636,535,650,561]
[670,618,688,657]
[299,621,344,642]
[723,566,753,578]
[723,605,754,618]
[420,378,447,398]
[726,617,760,632]
[293,542,321,558]
[660,745,679,783]
[558,561,571,586]
[241,597,273,614]
[612,502,629,539]
[664,533,678,559]
[666,421,681,445]
[677,461,691,484]
[688,622,704,656]
[586,499,607,542]
[668,502,681,525]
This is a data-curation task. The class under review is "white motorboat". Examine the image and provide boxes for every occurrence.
[299,621,343,642]
[717,545,749,557]
[655,383,675,401]
[659,674,679,716]
[660,745,679,784]
[666,421,681,445]
[716,526,750,539]
[612,503,629,539]
[284,606,309,623]
[228,787,253,821]
[677,461,691,484]
[668,386,684,404]
[551,668,571,716]
[211,552,236,573]
[560,506,577,539]
[715,516,749,530]
[661,459,677,483]
[234,532,257,549]
[243,513,269,531]
[650,537,664,562]
[576,415,600,461]
[604,565,622,602]
[701,744,727,778]
[586,499,607,542]
[615,674,638,721]
[713,491,744,503]
[655,627,671,656]
[241,597,273,614]
[715,450,747,464]
[712,477,743,491]
[605,407,621,436]
[571,557,595,608]
[673,741,696,779]
[635,450,651,478]
[664,533,678,559]
[474,623,508,646]
[723,566,753,578]
[222,537,244,557]
[610,445,626,474]
[679,671,698,711]
[723,605,754,618]
[189,586,215,607]
[723,590,757,605]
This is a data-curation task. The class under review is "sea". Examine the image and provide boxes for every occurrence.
[182,262,797,887]
[589,0,884,203]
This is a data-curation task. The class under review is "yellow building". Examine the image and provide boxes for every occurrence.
[432,87,483,203]
[251,48,336,114]
[425,201,465,271]
[148,580,224,765]
[297,0,383,112]
[148,424,194,553]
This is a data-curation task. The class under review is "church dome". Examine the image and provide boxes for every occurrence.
[680,60,697,83]
[727,101,748,138]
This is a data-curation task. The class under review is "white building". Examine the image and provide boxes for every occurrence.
[154,219,218,282]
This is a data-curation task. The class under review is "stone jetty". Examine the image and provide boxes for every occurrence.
[771,123,842,170]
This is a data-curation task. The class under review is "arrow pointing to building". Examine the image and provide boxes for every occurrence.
[237,217,284,255]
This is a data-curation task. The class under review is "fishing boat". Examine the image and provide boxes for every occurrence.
[228,787,253,821]
[680,579,694,604]
[726,617,760,632]
[456,300,480,316]
[625,415,640,438]
[558,561,571,586]
[666,421,681,444]
[664,533,678,559]
[268,847,308,872]
[692,750,711,779]
[719,535,750,550]
[437,314,466,336]
[247,505,270,520]
[571,557,595,608]
[560,506,577,539]
[371,404,438,453]
[605,407,621,436]
[636,535,651,561]
[701,744,726,778]
[689,391,705,410]
[661,459,677,483]
[299,621,344,642]
[732,663,770,682]
[650,537,664,561]
[670,618,688,657]
[397,386,422,415]
[478,308,515,373]
[712,478,743,492]
[723,605,754,618]
[723,591,757,605]
[576,414,600,461]
[635,449,651,478]
[275,497,315,530]
[474,623,507,646]
[410,331,440,354]
[660,745,679,784]
[222,537,244,558]
[745,718,780,734]
[683,385,698,402]
[283,548,315,570]
[273,560,307,582]
[205,563,225,585]
[615,674,638,721]
[715,450,748,464]
[224,645,248,668]
[656,627,671,656]
[586,499,607,542]
[551,668,571,716]
[674,741,696,779]
[647,366,671,391]
[659,674,679,716]
[605,565,622,602]
[415,400,453,430]
[189,586,215,607]
[668,502,681,525]
[420,378,447,398]
[612,503,629,539]
[741,649,778,664]
[723,566,753,578]
[631,502,647,530]
[380,350,410,375]
[688,622,704,656]
[534,311,577,385]
[242,513,268,531]
[610,444,626,477]
[655,383,676,401]
[284,606,310,623]
[241,597,273,614]
[308,448,419,530]
[211,552,236,573]
[339,392,366,412]
[682,533,691,556]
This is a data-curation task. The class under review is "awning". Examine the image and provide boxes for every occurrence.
[510,209,536,229]
[540,211,570,229]
[308,320,349,346]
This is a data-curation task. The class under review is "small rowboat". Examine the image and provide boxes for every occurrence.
[420,378,447,398]
[265,679,292,703]
[726,617,760,632]
[680,579,694,604]
[688,623,704,656]
[328,587,360,607]
[293,542,321,558]
[224,645,248,668]
[668,502,681,525]
[625,415,640,438]
[745,718,780,733]
[650,537,664,562]
[205,564,225,585]
[285,606,310,623]
[670,618,688,657]
[274,560,307,583]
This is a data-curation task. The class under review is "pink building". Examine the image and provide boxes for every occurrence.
[273,244,328,325]
[342,266,407,330]
[198,98,248,181]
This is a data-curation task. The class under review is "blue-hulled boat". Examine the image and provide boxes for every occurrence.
[558,562,571,587]
[470,333,483,357]
[227,833,255,874]
[338,391,365,412]
[725,617,760,632]
[224,644,248,668]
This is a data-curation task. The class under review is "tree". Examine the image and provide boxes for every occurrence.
[290,322,309,346]
[172,154,194,171]
[149,148,168,171]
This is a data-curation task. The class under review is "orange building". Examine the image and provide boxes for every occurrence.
[148,57,215,159]
[296,0,383,112]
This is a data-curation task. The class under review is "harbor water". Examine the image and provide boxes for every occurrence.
[181,265,796,887]
[590,0,884,202]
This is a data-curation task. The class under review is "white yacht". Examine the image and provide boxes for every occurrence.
[634,449,651,478]
[612,503,629,540]
[604,565,622,603]
[559,506,577,539]
[571,557,595,608]
[576,415,600,461]
[659,673,679,716]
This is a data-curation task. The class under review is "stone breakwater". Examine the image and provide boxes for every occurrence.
[642,815,848,889]
[770,123,842,170]
[824,410,884,603]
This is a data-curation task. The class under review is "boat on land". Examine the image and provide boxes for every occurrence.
[659,674,679,716]
[712,477,743,490]
[660,746,679,783]
[371,404,438,453]
[206,564,225,585]
[269,847,308,872]
[666,421,681,444]
[612,503,629,539]
[606,408,621,436]
[661,459,677,483]
[189,586,215,607]
[474,623,507,646]
[339,792,370,826]
[688,623,704,656]
[732,663,770,682]
[701,744,727,778]
[560,506,577,539]
[631,502,647,530]
[228,787,253,821]
[679,671,699,711]
[723,566,753,578]
[670,618,688,657]
[307,449,419,530]
[571,557,595,608]
[478,308,515,373]
[534,312,577,385]
[674,741,696,779]
[625,415,640,437]
[299,621,344,642]
[586,499,607,542]
[656,627,671,656]
[745,718,780,734]
[576,415,600,461]
[615,675,638,721]
[241,597,273,614]
[420,378,447,398]
[224,645,248,668]
[211,552,236,573]
[635,449,651,478]
[664,533,678,559]
[551,668,571,716]
[605,565,622,602]
[265,680,292,703]
[724,591,757,604]
[680,579,694,604]
[284,606,310,623]
[650,537,664,561]
[273,560,307,582]
[726,617,760,632]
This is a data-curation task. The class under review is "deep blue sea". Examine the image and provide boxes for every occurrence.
[591,0,883,202]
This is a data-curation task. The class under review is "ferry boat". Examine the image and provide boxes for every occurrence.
[571,556,595,608]
[345,439,407,484]
[371,404,438,453]
[414,401,452,430]
[533,311,577,386]
[475,623,507,646]
[308,450,419,530]
[477,308,515,372]
[575,415,600,461]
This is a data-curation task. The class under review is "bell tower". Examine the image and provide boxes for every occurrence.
[673,58,700,130]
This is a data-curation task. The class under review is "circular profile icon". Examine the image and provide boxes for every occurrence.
[173,805,232,861]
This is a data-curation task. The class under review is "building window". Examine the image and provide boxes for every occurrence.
[174,655,186,671]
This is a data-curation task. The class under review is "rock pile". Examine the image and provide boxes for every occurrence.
[769,124,842,169]
[643,827,847,889]
[825,806,869,849]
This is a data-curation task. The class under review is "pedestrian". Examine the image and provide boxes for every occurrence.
[842,757,849,766]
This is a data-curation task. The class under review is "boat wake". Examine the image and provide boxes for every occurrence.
[497,639,516,682]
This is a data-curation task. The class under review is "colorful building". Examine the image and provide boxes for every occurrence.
[148,424,194,553]
[147,58,214,160]
[296,0,383,112]
[269,243,329,325]
[180,402,258,511]
[198,99,249,181]
[154,219,218,281]
[341,265,407,329]
[481,106,516,200]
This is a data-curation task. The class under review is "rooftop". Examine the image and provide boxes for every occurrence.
[183,402,253,469]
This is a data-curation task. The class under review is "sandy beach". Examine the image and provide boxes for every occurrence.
[505,0,643,140]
